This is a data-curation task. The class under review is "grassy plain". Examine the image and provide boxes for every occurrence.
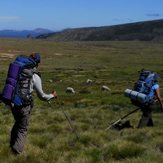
[0,38,163,162]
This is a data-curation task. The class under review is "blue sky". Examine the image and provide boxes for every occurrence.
[0,0,163,31]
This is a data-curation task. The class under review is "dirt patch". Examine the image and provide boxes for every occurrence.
[54,53,64,56]
[7,50,21,53]
[0,52,16,60]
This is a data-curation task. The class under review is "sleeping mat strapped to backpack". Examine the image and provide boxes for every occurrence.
[1,55,38,106]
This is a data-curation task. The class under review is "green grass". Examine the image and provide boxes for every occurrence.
[1,38,163,162]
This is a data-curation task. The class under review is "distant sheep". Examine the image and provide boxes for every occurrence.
[101,85,111,92]
[48,79,53,83]
[66,87,75,94]
[86,79,93,84]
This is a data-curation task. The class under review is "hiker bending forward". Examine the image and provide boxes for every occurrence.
[138,80,163,128]
[10,53,57,154]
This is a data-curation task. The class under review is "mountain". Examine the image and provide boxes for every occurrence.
[0,28,53,38]
[36,19,163,41]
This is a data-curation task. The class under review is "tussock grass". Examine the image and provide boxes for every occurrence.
[1,39,163,162]
[103,140,146,160]
[124,129,153,143]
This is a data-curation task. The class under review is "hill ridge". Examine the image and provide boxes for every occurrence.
[36,19,163,41]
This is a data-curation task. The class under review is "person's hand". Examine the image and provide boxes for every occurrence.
[52,91,57,98]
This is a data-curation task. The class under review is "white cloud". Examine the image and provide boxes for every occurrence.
[0,16,20,22]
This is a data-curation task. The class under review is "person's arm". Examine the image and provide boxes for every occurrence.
[33,73,57,101]
[155,88,163,111]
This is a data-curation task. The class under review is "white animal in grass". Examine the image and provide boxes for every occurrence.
[66,87,75,94]
[86,79,93,84]
[101,85,111,92]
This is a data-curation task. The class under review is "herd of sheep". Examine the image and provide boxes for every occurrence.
[65,79,111,94]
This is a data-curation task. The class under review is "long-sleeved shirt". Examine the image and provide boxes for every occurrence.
[30,73,54,101]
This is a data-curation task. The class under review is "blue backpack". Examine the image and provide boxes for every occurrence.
[134,69,158,95]
[124,69,159,106]
[1,55,38,106]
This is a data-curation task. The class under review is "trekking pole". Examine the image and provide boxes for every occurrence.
[105,108,140,131]
[48,98,80,140]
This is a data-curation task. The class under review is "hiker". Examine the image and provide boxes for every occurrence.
[1,53,57,154]
[125,70,163,128]
[137,79,163,128]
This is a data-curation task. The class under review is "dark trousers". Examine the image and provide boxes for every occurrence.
[10,105,32,154]
[137,106,153,128]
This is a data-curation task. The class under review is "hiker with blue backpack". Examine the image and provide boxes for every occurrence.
[125,69,163,128]
[137,75,163,128]
[0,53,57,154]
